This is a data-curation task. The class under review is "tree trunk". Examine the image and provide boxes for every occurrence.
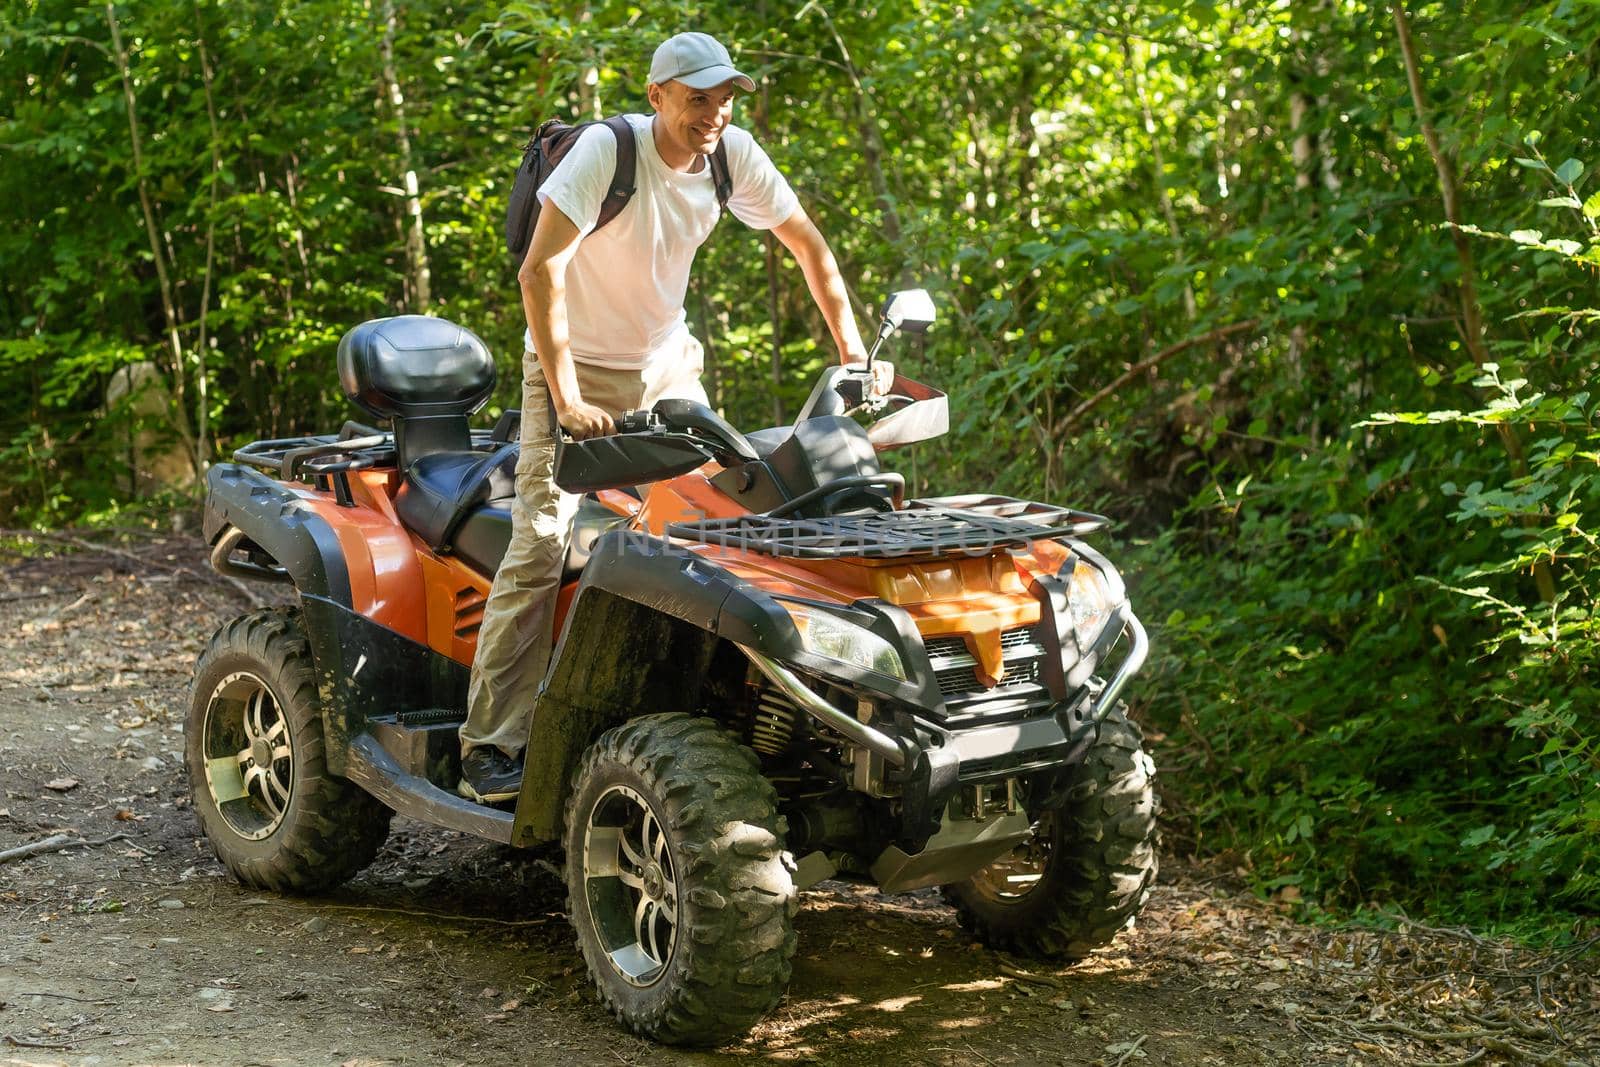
[696,285,722,411]
[105,2,198,480]
[379,0,431,311]
[1391,2,1555,604]
[576,4,600,119]
[193,27,221,472]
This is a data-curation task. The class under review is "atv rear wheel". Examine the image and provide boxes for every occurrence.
[564,713,797,1047]
[186,609,391,892]
[943,705,1158,960]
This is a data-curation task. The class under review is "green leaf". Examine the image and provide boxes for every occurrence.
[1513,157,1549,170]
[1460,825,1496,849]
[1583,190,1600,220]
[1554,158,1584,184]
[1538,197,1582,209]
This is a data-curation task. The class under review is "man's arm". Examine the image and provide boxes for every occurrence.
[518,203,614,440]
[770,209,869,366]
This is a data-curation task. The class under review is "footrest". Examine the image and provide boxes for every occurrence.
[369,714,460,779]
[346,733,513,843]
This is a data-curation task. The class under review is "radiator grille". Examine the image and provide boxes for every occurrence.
[923,626,1048,703]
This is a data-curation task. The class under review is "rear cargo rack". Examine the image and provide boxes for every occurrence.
[231,420,517,506]
[664,495,1107,560]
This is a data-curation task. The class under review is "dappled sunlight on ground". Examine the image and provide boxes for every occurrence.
[1,534,1594,1066]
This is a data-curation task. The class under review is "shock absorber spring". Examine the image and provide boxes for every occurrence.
[749,684,800,757]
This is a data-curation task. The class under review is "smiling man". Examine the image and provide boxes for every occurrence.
[459,32,873,802]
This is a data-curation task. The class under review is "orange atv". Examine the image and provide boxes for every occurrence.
[188,290,1157,1046]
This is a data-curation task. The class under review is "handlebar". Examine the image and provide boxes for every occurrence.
[617,409,657,435]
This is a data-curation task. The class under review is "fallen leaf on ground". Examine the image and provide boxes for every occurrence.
[44,778,78,791]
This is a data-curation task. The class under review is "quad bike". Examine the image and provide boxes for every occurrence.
[188,289,1158,1047]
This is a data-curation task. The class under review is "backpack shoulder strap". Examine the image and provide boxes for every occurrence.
[594,115,637,231]
[709,139,733,215]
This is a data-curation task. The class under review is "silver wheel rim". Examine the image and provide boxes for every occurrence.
[201,671,294,840]
[969,812,1052,902]
[581,784,679,987]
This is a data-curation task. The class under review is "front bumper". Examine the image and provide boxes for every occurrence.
[745,604,1150,848]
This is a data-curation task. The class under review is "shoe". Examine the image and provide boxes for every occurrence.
[457,747,523,804]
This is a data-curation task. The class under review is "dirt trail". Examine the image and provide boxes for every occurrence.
[1,534,1594,1067]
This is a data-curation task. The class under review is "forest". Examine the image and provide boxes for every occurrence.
[1,0,1595,936]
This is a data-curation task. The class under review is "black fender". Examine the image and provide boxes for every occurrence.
[203,463,352,605]
[297,596,469,773]
[509,529,941,846]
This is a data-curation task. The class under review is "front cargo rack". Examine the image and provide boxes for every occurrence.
[664,494,1107,560]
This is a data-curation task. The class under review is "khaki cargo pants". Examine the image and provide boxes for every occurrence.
[460,339,708,757]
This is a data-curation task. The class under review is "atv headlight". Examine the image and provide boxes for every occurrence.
[787,606,906,680]
[1067,560,1114,649]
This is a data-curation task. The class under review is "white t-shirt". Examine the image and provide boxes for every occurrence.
[526,113,800,370]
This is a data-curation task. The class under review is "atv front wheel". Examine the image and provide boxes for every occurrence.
[564,713,797,1047]
[944,705,1158,959]
[186,609,391,892]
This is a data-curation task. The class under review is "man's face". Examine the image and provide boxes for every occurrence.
[649,79,737,156]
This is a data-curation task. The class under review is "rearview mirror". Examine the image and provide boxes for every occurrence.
[881,288,936,334]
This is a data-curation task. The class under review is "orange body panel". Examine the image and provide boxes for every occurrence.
[636,474,1052,690]
[280,470,492,665]
[870,556,1041,688]
[283,458,1062,691]
[289,473,429,644]
[596,488,643,518]
[636,469,739,533]
[417,550,492,664]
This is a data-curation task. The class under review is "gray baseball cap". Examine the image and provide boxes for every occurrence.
[648,32,756,92]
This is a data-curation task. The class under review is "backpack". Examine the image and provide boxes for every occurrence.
[505,115,734,260]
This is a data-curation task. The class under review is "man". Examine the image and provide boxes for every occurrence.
[459,31,881,802]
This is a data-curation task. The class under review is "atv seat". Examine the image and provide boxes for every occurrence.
[449,486,634,581]
[387,438,629,580]
[395,446,519,554]
[336,315,627,579]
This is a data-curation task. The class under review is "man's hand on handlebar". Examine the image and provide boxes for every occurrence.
[557,400,616,440]
[843,358,895,399]
[869,360,895,399]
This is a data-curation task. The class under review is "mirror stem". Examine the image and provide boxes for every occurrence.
[864,320,894,372]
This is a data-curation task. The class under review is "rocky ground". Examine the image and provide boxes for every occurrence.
[1,531,1595,1067]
